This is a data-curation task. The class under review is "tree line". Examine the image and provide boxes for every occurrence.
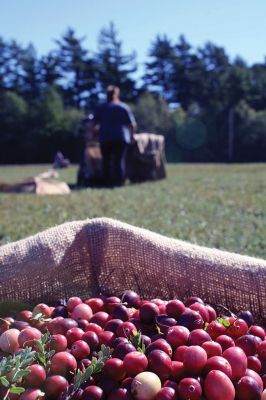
[0,23,266,163]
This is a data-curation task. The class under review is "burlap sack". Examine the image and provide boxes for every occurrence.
[127,133,167,182]
[0,176,70,195]
[0,218,265,322]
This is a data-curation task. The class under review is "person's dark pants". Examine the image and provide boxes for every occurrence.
[100,141,128,186]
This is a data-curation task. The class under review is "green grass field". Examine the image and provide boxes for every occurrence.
[0,164,265,259]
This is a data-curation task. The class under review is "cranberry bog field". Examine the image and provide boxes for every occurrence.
[0,164,265,259]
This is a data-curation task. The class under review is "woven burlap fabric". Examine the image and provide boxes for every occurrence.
[0,218,265,322]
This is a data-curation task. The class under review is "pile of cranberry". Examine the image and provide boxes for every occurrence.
[0,291,266,400]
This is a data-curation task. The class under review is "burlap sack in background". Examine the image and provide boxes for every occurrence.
[0,218,266,322]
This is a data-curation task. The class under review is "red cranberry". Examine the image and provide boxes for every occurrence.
[178,309,204,330]
[238,310,254,327]
[82,385,104,400]
[116,321,137,338]
[105,296,121,313]
[121,290,140,308]
[166,326,189,348]
[170,361,185,381]
[257,341,266,360]
[205,304,217,321]
[112,337,129,348]
[148,349,172,380]
[66,297,83,312]
[156,387,176,400]
[204,370,235,400]
[85,323,103,334]
[141,334,151,347]
[146,339,172,357]
[189,302,209,322]
[156,315,177,334]
[123,351,148,376]
[71,340,90,359]
[183,346,207,375]
[90,312,110,328]
[203,356,232,378]
[216,334,235,351]
[249,326,265,340]
[49,318,78,335]
[206,320,226,339]
[227,317,248,338]
[139,302,160,324]
[12,321,29,331]
[51,306,68,318]
[71,303,93,321]
[245,369,263,392]
[248,356,262,373]
[50,351,77,378]
[47,334,67,353]
[236,334,258,356]
[105,319,123,332]
[112,304,129,321]
[166,300,186,319]
[178,377,202,399]
[184,296,204,306]
[18,327,42,348]
[202,341,222,357]
[235,376,262,400]
[78,319,89,330]
[82,331,99,350]
[223,347,247,381]
[104,358,126,381]
[108,387,132,400]
[66,327,85,346]
[114,342,136,360]
[44,375,68,400]
[187,329,212,346]
[23,364,46,388]
[17,310,33,322]
[98,331,115,347]
[173,345,188,362]
[85,298,104,313]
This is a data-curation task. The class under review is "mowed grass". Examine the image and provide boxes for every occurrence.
[0,164,265,259]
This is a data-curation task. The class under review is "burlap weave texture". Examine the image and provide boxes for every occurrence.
[0,218,265,322]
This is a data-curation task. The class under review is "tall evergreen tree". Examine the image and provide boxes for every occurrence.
[39,51,62,88]
[20,44,41,103]
[171,35,204,109]
[96,22,137,102]
[0,37,9,90]
[144,35,175,102]
[56,28,96,108]
[3,40,25,93]
[248,62,266,110]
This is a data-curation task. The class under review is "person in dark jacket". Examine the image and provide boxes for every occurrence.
[93,86,136,186]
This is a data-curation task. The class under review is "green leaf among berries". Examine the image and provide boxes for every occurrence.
[217,317,231,328]
[129,330,146,353]
[60,345,113,400]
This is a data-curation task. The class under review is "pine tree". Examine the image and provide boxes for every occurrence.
[56,28,96,108]
[96,22,137,102]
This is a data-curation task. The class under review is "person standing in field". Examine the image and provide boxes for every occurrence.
[92,85,137,187]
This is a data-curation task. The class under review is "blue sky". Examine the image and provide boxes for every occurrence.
[1,0,266,69]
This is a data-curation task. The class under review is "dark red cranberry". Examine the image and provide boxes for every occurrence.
[52,306,69,318]
[121,290,141,308]
[178,309,204,330]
